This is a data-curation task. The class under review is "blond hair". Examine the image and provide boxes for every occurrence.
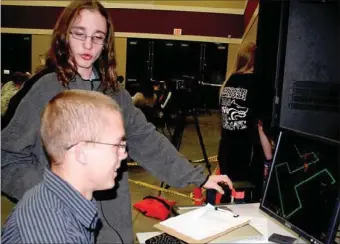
[233,42,256,75]
[220,42,257,98]
[40,90,121,162]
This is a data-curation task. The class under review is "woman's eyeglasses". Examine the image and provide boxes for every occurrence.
[65,141,127,153]
[70,31,106,45]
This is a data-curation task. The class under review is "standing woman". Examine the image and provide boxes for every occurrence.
[1,1,233,243]
[218,42,258,202]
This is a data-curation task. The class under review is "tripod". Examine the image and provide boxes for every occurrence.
[159,108,212,193]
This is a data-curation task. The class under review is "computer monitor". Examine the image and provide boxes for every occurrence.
[260,129,339,244]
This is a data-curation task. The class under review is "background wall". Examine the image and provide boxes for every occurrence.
[115,37,127,78]
[127,0,246,9]
[31,35,51,73]
[29,20,258,80]
[30,23,258,79]
[47,0,246,10]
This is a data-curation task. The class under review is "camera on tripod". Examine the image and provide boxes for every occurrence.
[171,75,198,91]
[168,75,201,115]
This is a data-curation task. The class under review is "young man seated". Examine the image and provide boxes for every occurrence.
[1,90,128,244]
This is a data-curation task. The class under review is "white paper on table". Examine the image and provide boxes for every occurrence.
[158,204,251,241]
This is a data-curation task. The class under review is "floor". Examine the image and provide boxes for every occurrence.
[1,111,222,242]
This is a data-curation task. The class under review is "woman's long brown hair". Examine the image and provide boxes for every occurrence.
[220,42,256,99]
[233,42,256,74]
[43,0,118,92]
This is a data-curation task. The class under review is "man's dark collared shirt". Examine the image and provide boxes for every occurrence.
[2,168,99,243]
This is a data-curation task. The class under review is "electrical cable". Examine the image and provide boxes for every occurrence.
[100,201,124,244]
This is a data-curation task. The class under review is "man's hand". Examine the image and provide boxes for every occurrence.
[202,175,233,194]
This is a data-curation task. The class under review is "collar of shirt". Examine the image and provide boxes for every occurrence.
[43,168,98,228]
[71,68,100,82]
[82,68,100,82]
[90,69,99,81]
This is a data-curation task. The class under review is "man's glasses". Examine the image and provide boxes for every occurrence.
[70,31,106,45]
[65,140,127,153]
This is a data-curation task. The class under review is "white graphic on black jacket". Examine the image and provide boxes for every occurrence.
[221,99,249,131]
[220,74,256,132]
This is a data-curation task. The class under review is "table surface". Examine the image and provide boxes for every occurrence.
[136,203,307,243]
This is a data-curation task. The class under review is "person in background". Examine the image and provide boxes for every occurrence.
[1,72,30,117]
[218,42,259,203]
[257,119,274,195]
[132,79,157,108]
[152,80,165,102]
[1,1,233,243]
[258,120,273,163]
[2,90,127,244]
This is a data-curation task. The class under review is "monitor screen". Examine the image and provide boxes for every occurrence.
[260,129,339,243]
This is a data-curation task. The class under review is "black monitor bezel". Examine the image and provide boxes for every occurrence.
[260,128,340,244]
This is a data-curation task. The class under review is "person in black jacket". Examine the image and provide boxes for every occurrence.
[218,42,259,202]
